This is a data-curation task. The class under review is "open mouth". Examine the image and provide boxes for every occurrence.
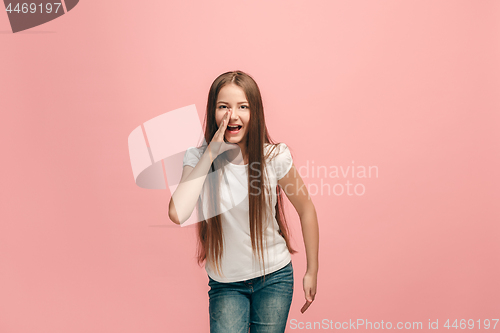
[226,125,242,134]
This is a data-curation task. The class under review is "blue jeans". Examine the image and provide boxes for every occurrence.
[208,261,294,333]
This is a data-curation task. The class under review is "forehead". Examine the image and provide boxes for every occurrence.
[217,84,247,101]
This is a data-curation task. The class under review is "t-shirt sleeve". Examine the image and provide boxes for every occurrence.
[274,143,294,180]
[182,147,203,168]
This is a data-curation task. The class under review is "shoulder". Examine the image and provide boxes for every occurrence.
[265,142,292,161]
[265,143,294,180]
[183,145,207,167]
[186,144,207,156]
[187,145,206,153]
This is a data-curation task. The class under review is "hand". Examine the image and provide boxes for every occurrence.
[208,109,239,161]
[301,271,317,313]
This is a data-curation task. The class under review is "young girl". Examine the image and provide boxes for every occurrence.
[169,70,319,332]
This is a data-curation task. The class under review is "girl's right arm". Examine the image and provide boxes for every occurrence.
[168,149,213,225]
[168,109,236,225]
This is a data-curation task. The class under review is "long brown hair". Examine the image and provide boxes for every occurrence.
[195,70,297,279]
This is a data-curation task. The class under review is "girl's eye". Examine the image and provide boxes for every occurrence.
[217,105,249,109]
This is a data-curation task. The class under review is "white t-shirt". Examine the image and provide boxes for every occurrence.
[182,142,294,282]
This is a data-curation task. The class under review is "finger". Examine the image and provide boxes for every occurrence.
[223,109,231,128]
[300,300,312,313]
[305,288,313,302]
[215,113,227,142]
[218,111,226,129]
[219,110,230,133]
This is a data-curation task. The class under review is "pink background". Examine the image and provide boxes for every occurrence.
[1,0,499,332]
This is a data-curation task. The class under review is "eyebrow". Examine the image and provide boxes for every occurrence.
[217,101,248,104]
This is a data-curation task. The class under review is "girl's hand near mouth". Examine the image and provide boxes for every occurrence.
[208,109,239,162]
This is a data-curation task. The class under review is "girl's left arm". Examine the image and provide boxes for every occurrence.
[278,164,319,304]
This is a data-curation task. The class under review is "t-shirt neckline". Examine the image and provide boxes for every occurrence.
[224,143,272,167]
[227,160,248,167]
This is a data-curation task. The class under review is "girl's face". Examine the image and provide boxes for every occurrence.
[215,84,251,146]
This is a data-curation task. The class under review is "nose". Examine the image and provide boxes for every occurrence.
[228,107,239,120]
